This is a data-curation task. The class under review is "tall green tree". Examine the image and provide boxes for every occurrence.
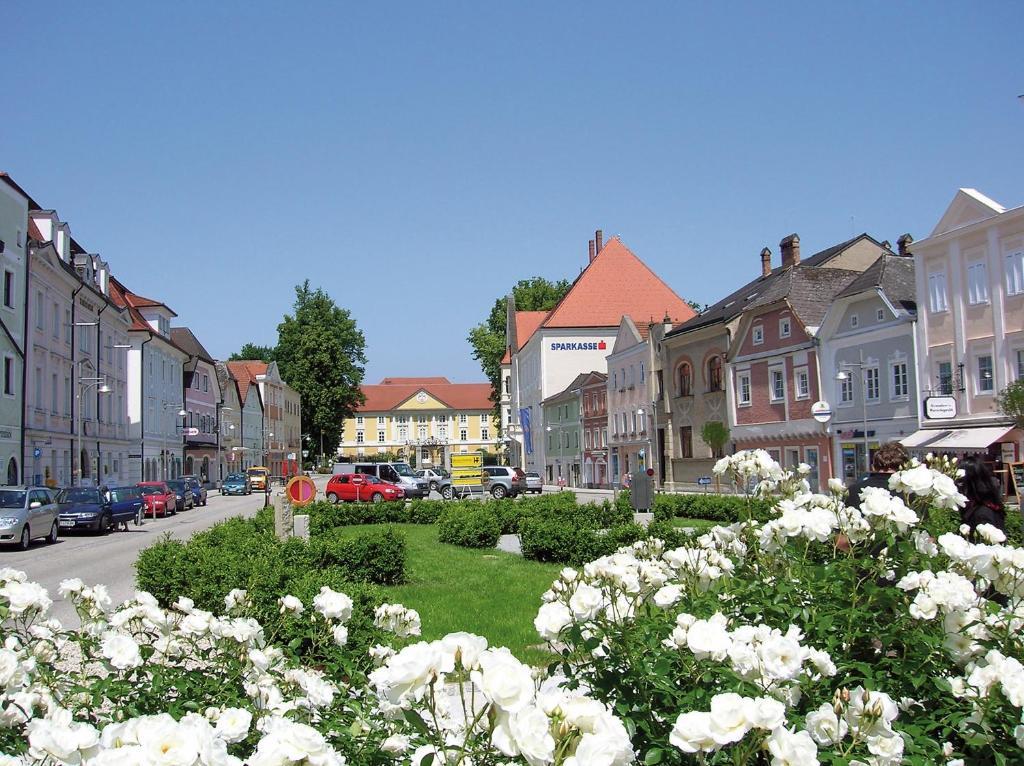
[274,281,367,461]
[228,343,276,362]
[467,277,572,408]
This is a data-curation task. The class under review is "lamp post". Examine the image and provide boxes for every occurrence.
[76,374,111,486]
[217,406,235,483]
[638,402,657,488]
[836,350,871,477]
[161,404,186,481]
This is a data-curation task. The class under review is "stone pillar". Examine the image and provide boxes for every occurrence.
[294,514,310,540]
[273,491,293,539]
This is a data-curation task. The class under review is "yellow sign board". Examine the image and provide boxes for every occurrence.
[451,453,484,486]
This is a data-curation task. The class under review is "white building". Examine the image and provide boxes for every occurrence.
[0,174,29,485]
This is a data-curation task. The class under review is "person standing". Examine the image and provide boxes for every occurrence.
[957,456,1006,539]
[846,442,910,507]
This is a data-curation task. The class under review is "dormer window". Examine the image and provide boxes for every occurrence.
[752,325,764,345]
[779,317,791,338]
[850,314,859,329]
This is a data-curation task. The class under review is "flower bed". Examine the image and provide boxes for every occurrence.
[2,451,1021,765]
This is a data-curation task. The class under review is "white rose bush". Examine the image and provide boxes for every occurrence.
[1,451,1022,764]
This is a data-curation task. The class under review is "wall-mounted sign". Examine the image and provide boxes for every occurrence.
[549,341,607,351]
[811,401,833,423]
[924,396,957,420]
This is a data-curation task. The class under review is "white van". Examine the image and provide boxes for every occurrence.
[331,462,430,498]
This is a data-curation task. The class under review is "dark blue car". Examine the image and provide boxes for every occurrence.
[105,485,144,529]
[57,486,137,533]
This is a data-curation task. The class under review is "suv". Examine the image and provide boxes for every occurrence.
[0,487,60,549]
[481,466,527,499]
[415,468,448,493]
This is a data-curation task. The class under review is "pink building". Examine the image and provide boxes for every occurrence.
[171,328,221,484]
[580,371,608,487]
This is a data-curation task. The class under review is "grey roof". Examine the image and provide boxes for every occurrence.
[749,267,861,327]
[837,255,917,313]
[170,327,215,364]
[667,233,890,336]
[542,372,592,405]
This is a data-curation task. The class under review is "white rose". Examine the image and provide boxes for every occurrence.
[100,632,142,670]
[410,745,446,765]
[707,693,751,746]
[568,728,633,766]
[471,648,535,712]
[669,711,715,753]
[744,696,786,731]
[331,624,348,647]
[805,703,847,745]
[0,581,52,616]
[653,585,683,608]
[278,595,304,614]
[975,523,1006,544]
[534,602,573,640]
[312,587,353,621]
[568,583,606,621]
[497,705,555,766]
[440,632,488,670]
[765,726,818,766]
[867,732,905,762]
[686,617,732,661]
[215,708,252,744]
[828,478,847,494]
[381,733,409,754]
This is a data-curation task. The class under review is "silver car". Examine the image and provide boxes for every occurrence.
[524,471,543,494]
[0,487,60,550]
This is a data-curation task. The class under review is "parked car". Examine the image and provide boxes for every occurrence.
[247,466,269,492]
[414,468,448,492]
[166,479,194,511]
[0,487,59,549]
[221,473,252,495]
[334,462,428,498]
[182,476,208,506]
[325,473,405,504]
[57,486,127,534]
[524,471,543,494]
[481,466,527,499]
[105,485,144,529]
[137,482,177,517]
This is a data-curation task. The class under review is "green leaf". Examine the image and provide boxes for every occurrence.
[644,747,664,764]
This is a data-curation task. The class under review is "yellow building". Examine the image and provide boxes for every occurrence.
[337,377,499,467]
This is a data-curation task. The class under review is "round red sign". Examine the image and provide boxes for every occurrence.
[286,475,317,507]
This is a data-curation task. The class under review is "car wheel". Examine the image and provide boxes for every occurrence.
[327,492,339,505]
[99,513,112,535]
[491,485,507,500]
[371,493,384,503]
[441,485,454,501]
[18,525,30,550]
[47,521,58,545]
[429,480,438,492]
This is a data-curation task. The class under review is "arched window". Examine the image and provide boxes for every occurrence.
[708,356,723,392]
[677,363,692,397]
[6,458,17,486]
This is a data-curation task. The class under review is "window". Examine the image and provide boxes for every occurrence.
[779,317,791,338]
[460,428,467,441]
[752,325,764,345]
[977,355,994,393]
[481,427,489,441]
[3,357,13,396]
[677,363,692,396]
[35,291,44,330]
[355,431,364,444]
[967,261,989,304]
[79,324,90,352]
[850,314,859,329]
[1017,349,1024,381]
[64,310,71,343]
[202,375,209,392]
[891,362,909,398]
[356,416,364,425]
[839,374,854,404]
[377,415,385,426]
[417,425,427,439]
[707,356,723,392]
[928,271,948,312]
[795,368,810,399]
[612,371,617,390]
[34,367,42,409]
[737,371,752,405]
[64,377,70,413]
[631,411,637,432]
[937,361,953,395]
[377,430,385,443]
[50,374,57,413]
[2,271,13,309]
[640,362,645,383]
[397,425,408,441]
[1007,250,1024,295]
[876,308,885,322]
[865,367,880,401]
[459,413,468,424]
[770,369,784,401]
[679,426,693,459]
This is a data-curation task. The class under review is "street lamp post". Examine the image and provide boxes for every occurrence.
[76,373,111,486]
[836,350,871,477]
[217,406,235,484]
[637,403,657,489]
[161,404,186,481]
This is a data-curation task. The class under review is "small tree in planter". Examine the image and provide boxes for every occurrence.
[701,420,730,491]
[996,378,1024,428]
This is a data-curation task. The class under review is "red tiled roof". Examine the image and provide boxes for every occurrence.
[541,237,695,329]
[227,361,268,405]
[358,382,493,412]
[501,309,550,364]
[108,278,154,332]
[108,276,177,319]
[380,376,451,385]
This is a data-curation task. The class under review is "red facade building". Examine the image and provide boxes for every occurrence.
[580,371,608,487]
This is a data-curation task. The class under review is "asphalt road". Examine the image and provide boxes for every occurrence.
[0,490,268,626]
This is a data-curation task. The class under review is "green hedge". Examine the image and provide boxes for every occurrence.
[437,505,502,548]
[518,516,652,566]
[650,493,773,523]
[299,499,446,534]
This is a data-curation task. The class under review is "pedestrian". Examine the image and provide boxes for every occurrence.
[846,442,910,507]
[956,455,1006,541]
[622,472,631,489]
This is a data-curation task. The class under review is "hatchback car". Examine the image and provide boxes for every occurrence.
[57,486,131,534]
[524,471,543,494]
[0,487,59,549]
[182,476,208,506]
[166,479,194,511]
[137,482,177,517]
[326,473,405,504]
[221,472,252,495]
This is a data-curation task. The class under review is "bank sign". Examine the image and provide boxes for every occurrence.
[550,341,607,351]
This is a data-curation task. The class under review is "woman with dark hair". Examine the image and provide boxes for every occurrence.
[957,456,1005,538]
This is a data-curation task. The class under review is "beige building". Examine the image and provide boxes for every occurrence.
[337,377,497,468]
[228,361,301,477]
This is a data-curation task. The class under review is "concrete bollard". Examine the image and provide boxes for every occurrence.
[293,514,310,540]
[273,491,294,540]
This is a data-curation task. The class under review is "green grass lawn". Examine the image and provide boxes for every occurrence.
[334,524,561,664]
[670,517,719,530]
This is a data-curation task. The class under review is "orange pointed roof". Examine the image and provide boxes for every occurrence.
[541,236,695,329]
[227,360,268,404]
[501,309,550,364]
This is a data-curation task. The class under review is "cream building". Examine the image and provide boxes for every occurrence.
[337,377,497,468]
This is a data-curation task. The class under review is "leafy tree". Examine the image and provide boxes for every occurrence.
[228,343,276,362]
[700,420,730,460]
[274,281,367,462]
[467,277,571,409]
[996,379,1024,428]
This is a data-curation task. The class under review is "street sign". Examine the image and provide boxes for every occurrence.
[286,475,317,507]
[697,476,712,486]
[811,401,833,423]
[287,452,297,461]
[32,448,41,458]
[184,427,200,436]
[924,396,957,420]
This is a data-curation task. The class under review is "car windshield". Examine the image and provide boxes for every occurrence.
[109,488,135,502]
[0,490,26,509]
[57,488,103,504]
[226,474,245,481]
[139,486,165,496]
[167,481,185,491]
[526,472,540,478]
[392,463,416,477]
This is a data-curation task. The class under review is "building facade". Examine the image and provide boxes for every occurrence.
[818,250,918,482]
[172,328,221,483]
[226,363,265,472]
[337,377,496,466]
[580,371,608,488]
[541,374,584,485]
[904,189,1023,477]
[214,362,242,479]
[0,175,28,485]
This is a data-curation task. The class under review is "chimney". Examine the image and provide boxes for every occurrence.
[595,229,603,254]
[780,233,800,268]
[897,233,913,257]
[760,247,772,278]
[588,239,596,263]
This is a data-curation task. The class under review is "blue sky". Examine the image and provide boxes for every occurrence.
[2,2,1021,383]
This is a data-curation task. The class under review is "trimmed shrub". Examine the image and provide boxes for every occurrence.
[651,493,773,523]
[518,515,597,565]
[310,527,407,585]
[437,506,501,549]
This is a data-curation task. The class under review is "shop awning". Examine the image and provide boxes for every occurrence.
[927,426,1016,451]
[900,430,949,449]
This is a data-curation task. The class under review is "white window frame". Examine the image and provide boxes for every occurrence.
[752,325,764,346]
[769,367,785,402]
[890,360,909,400]
[736,370,752,406]
[779,317,791,338]
[794,367,810,400]
[356,416,364,426]
[2,271,14,310]
[481,427,489,441]
[838,374,854,406]
[864,366,880,402]
[850,314,859,329]
[967,260,989,305]
[976,354,994,395]
[1016,349,1024,381]
[377,430,385,444]
[876,308,885,322]
[355,430,364,444]
[459,428,468,442]
[1006,249,1024,296]
[2,355,14,397]
[928,271,948,313]
[377,415,385,426]
[35,291,44,330]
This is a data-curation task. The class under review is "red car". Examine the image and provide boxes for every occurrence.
[137,482,177,518]
[326,473,405,504]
